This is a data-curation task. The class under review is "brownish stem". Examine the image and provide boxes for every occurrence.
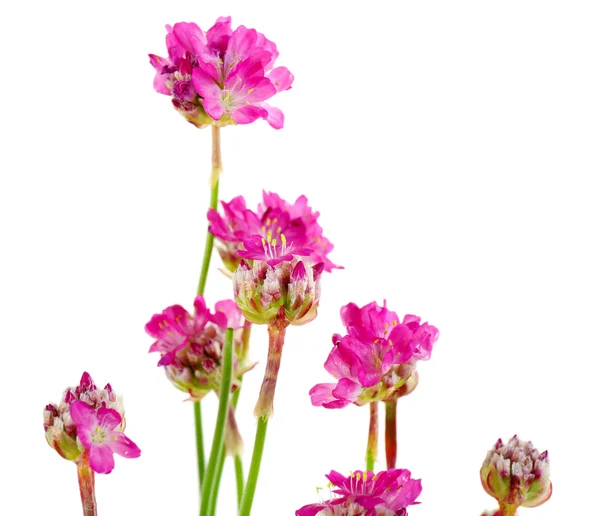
[498,505,518,516]
[77,453,97,516]
[210,125,223,186]
[254,322,287,420]
[385,400,397,469]
[366,402,378,471]
[225,403,244,456]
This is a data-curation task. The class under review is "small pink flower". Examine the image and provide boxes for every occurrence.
[310,301,439,408]
[208,191,340,272]
[296,469,422,516]
[70,401,140,474]
[146,295,253,400]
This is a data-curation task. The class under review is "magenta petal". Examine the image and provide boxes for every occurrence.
[89,445,115,474]
[331,378,362,402]
[308,383,337,406]
[109,432,141,459]
[263,104,284,129]
[295,504,327,516]
[96,408,122,431]
[232,105,268,125]
[202,97,225,120]
[69,401,96,428]
[77,426,94,449]
[192,68,221,99]
[268,66,294,92]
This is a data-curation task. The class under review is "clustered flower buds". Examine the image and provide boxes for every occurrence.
[146,296,254,400]
[296,469,422,516]
[44,372,140,473]
[310,301,439,409]
[480,435,552,514]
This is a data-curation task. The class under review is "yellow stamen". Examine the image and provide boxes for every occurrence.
[281,234,287,246]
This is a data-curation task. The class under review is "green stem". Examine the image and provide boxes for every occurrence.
[385,400,397,469]
[239,417,269,516]
[235,454,245,507]
[194,402,205,490]
[498,505,518,516]
[193,124,222,496]
[77,453,97,516]
[366,402,378,471]
[207,444,226,516]
[200,328,234,516]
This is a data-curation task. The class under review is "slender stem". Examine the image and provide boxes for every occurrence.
[385,400,397,469]
[254,323,287,419]
[200,328,234,516]
[193,124,222,496]
[194,402,205,490]
[235,454,245,507]
[77,454,97,516]
[366,402,378,471]
[207,444,226,516]
[239,417,269,516]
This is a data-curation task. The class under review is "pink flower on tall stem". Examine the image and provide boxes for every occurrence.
[208,191,341,272]
[70,401,141,474]
[310,301,439,409]
[149,17,293,128]
[296,469,422,516]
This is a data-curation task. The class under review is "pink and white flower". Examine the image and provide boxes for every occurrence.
[70,401,141,474]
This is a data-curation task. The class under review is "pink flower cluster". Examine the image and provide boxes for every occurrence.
[310,301,439,408]
[43,373,140,474]
[296,469,422,516]
[146,295,253,400]
[149,17,293,128]
[208,191,340,273]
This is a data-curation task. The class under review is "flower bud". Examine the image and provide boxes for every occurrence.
[480,435,552,511]
[233,257,322,326]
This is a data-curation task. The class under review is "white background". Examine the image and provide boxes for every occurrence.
[1,1,598,515]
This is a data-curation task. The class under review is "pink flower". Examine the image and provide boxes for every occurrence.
[309,301,439,408]
[149,17,293,128]
[208,191,340,272]
[70,401,140,474]
[44,373,126,463]
[296,469,422,516]
[146,295,253,400]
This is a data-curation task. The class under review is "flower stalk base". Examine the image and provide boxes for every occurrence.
[385,400,397,469]
[77,454,97,516]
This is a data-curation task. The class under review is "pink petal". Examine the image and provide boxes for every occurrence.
[89,445,115,474]
[109,432,141,459]
[232,105,268,125]
[97,407,122,431]
[69,401,97,428]
[268,67,294,92]
[308,383,337,406]
[192,68,222,99]
[77,425,94,449]
[202,97,225,121]
[331,378,362,402]
[263,104,284,129]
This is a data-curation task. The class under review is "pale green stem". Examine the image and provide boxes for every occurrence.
[200,328,234,516]
[238,417,268,516]
[366,402,378,471]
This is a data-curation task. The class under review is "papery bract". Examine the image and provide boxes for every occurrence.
[296,469,422,516]
[310,301,439,408]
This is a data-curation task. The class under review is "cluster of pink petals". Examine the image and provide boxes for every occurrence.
[208,191,340,272]
[70,401,141,474]
[310,301,439,408]
[146,295,252,399]
[296,469,422,516]
[149,17,293,128]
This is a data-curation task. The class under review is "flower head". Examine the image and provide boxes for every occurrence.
[150,17,293,128]
[310,301,438,408]
[233,256,323,326]
[146,295,253,400]
[480,435,552,510]
[70,401,140,474]
[208,191,340,273]
[296,469,422,516]
[43,373,128,467]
